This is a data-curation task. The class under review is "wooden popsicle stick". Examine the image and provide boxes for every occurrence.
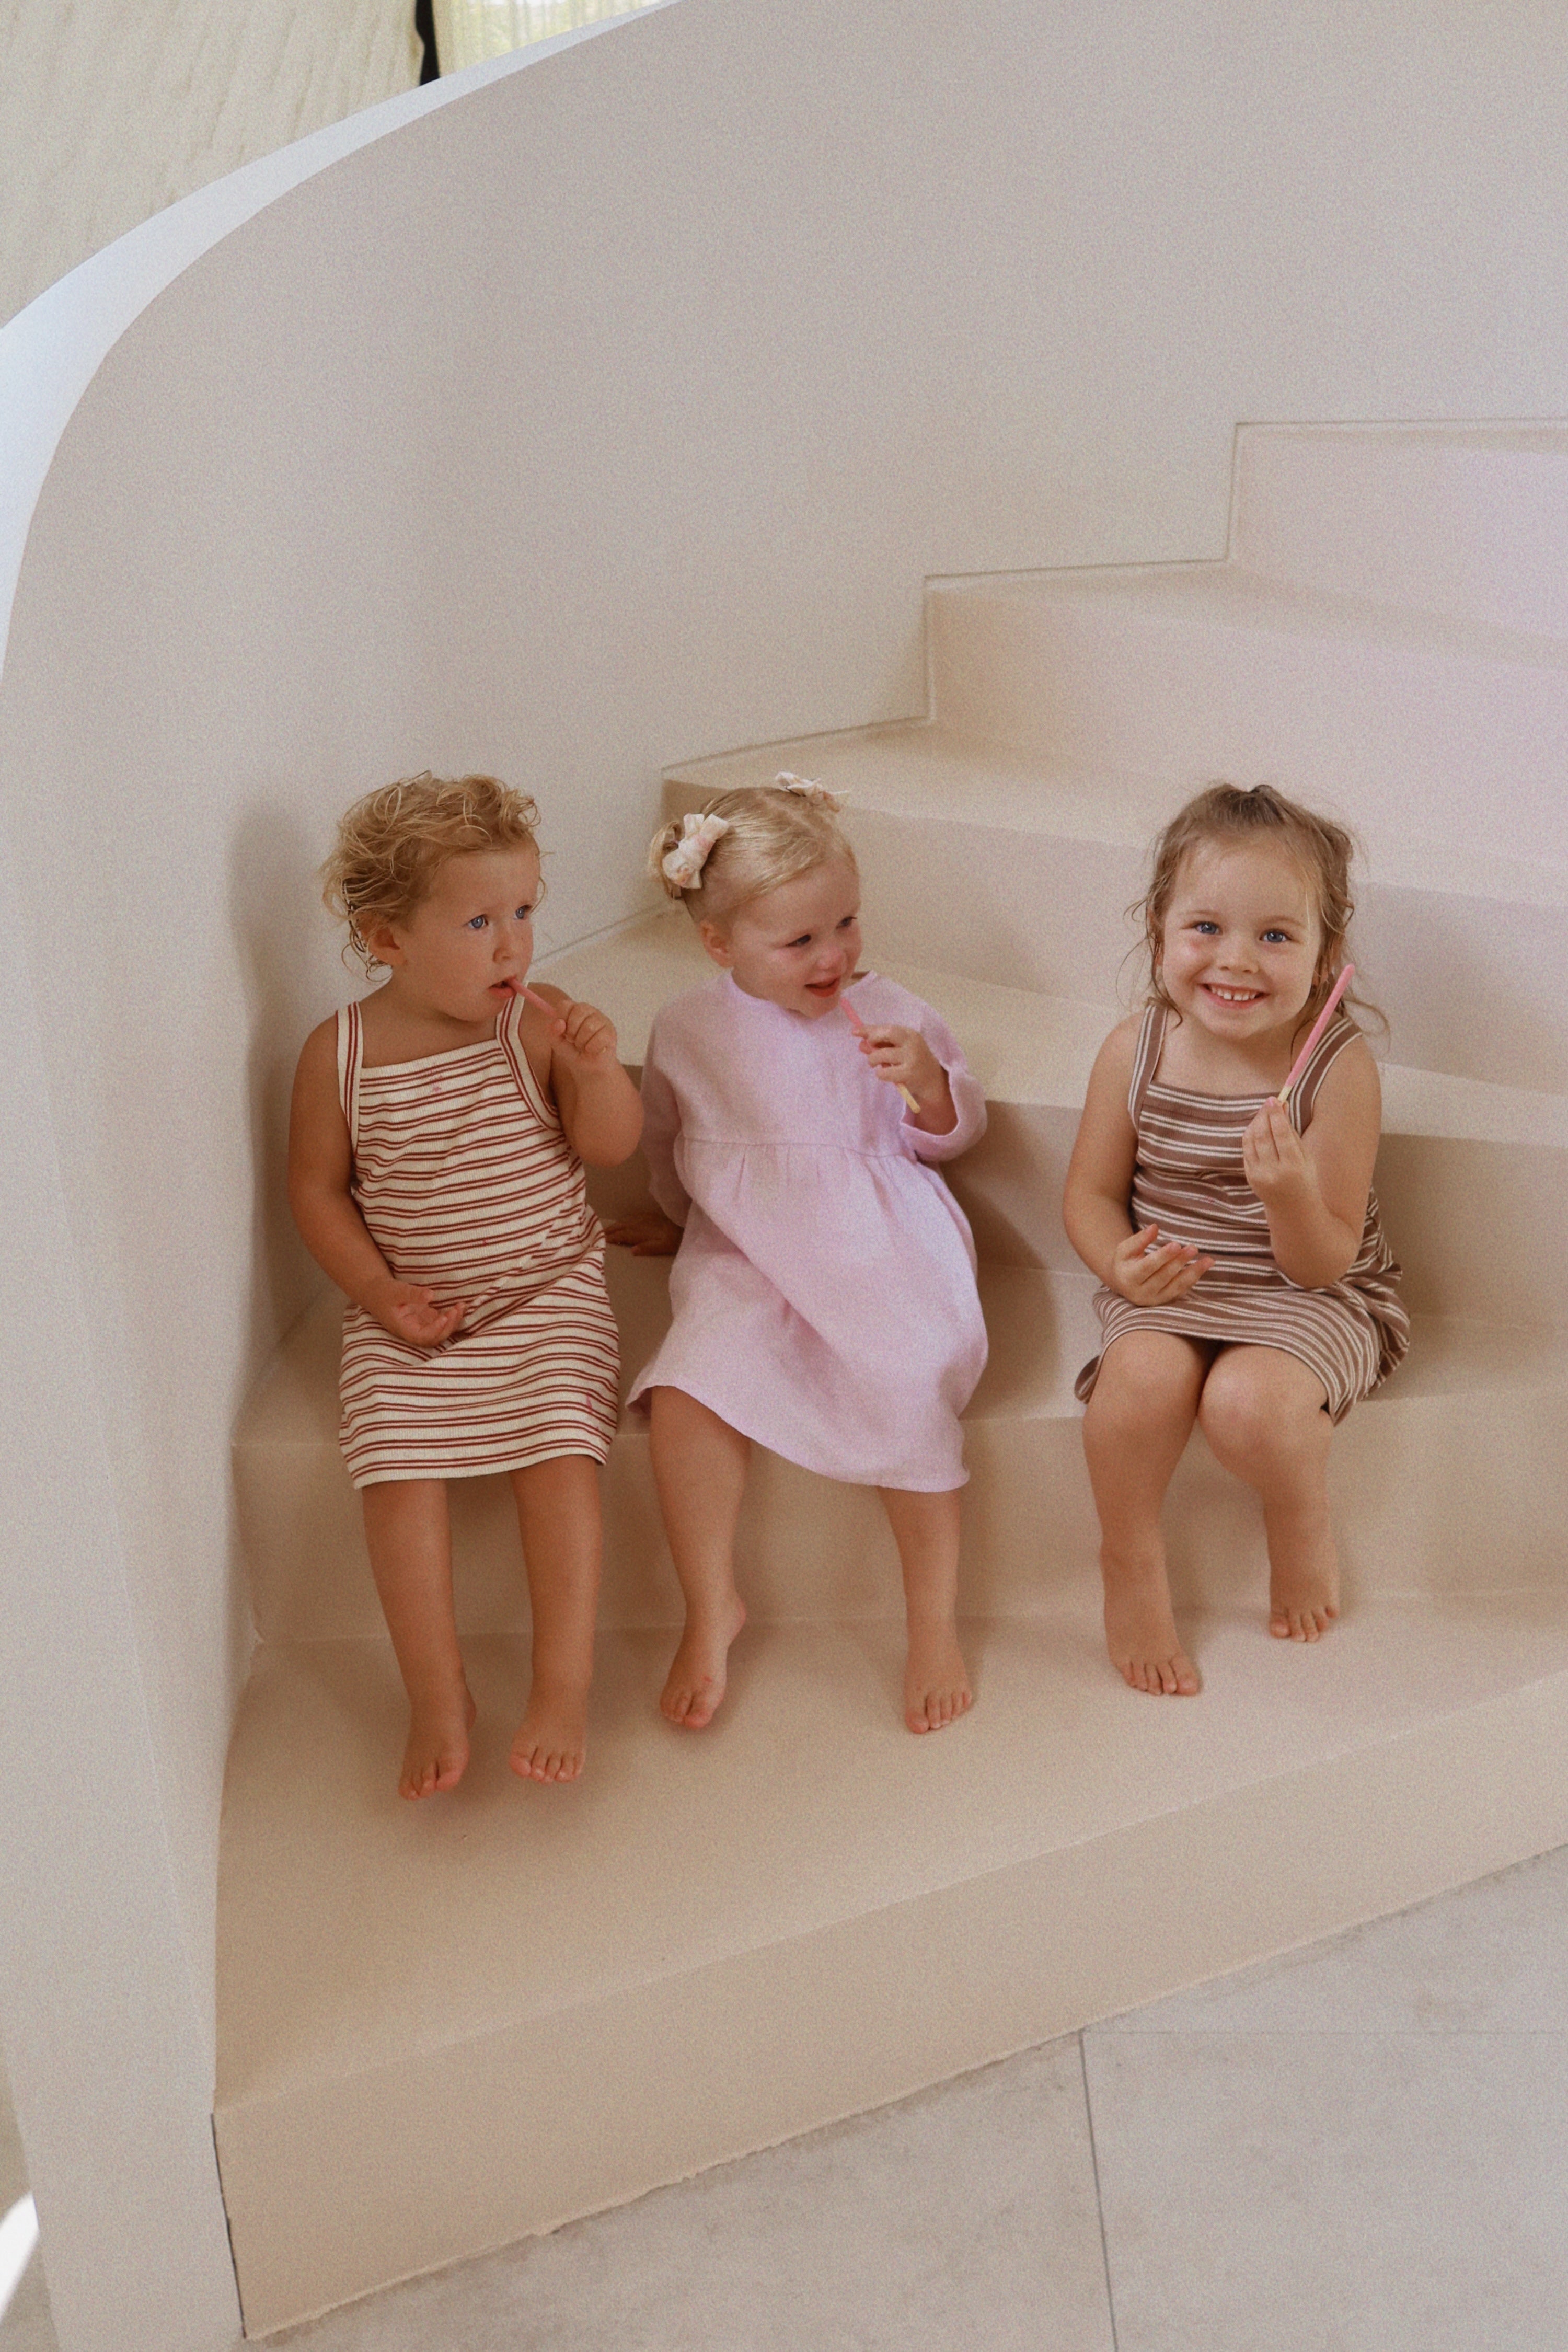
[841,994,921,1111]
[1277,964,1354,1105]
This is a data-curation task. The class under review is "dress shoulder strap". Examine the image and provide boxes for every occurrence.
[1128,1004,1167,1126]
[1290,1010,1359,1129]
[337,1002,363,1151]
[497,990,563,1131]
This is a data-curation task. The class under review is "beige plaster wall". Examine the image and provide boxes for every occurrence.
[4,3,1568,2344]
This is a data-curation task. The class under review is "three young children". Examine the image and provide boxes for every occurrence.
[288,767,1406,1796]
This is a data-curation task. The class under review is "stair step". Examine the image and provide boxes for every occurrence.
[1233,423,1568,639]
[235,1244,1568,1643]
[214,1594,1568,2331]
[662,730,1568,1094]
[923,563,1568,881]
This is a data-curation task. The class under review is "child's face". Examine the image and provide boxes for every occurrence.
[373,845,541,1022]
[1159,840,1323,1042]
[699,859,863,1019]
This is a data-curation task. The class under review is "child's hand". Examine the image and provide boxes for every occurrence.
[532,989,620,1072]
[361,1274,467,1347]
[1106,1224,1211,1305]
[856,1023,954,1126]
[1242,1099,1317,1208]
[604,1210,684,1258]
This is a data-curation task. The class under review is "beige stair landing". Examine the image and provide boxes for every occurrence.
[216,1593,1568,2332]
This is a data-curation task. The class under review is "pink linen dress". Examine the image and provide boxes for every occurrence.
[626,972,988,1490]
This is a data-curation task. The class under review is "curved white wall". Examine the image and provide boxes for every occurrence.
[5,3,1568,2343]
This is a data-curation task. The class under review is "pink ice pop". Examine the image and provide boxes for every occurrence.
[1277,964,1354,1106]
[520,984,560,1018]
[842,994,920,1111]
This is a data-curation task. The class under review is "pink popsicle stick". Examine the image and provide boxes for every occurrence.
[842,995,920,1111]
[1276,964,1354,1105]
[520,983,560,1018]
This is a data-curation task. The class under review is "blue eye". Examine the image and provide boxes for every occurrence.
[516,904,534,921]
[466,914,488,931]
[1192,920,1219,935]
[1262,929,1291,945]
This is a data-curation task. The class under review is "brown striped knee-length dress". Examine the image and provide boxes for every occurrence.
[336,994,620,1487]
[1075,1005,1409,1424]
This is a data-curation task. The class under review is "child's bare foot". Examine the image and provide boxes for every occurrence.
[510,1676,590,1784]
[1102,1551,1200,1695]
[399,1685,477,1800]
[661,1600,746,1729]
[1269,1528,1340,1642]
[904,1621,973,1733]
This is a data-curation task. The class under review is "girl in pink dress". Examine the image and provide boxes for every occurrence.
[609,777,988,1735]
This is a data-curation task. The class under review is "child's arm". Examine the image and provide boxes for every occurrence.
[1063,1020,1212,1302]
[287,1018,467,1345]
[855,997,986,1154]
[524,987,644,1167]
[1242,1037,1380,1287]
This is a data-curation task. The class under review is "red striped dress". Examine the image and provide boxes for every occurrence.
[1075,1004,1409,1424]
[336,993,620,1487]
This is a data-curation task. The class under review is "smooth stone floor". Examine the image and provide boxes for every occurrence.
[7,1845,1567,2350]
[265,1843,1568,2352]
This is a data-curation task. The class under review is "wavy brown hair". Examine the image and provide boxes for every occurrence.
[322,771,541,972]
[1135,782,1382,1042]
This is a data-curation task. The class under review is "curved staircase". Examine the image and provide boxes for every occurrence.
[215,424,1568,2333]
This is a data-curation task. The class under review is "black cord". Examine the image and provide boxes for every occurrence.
[415,0,440,81]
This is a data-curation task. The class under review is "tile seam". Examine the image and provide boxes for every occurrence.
[1077,2032,1121,2352]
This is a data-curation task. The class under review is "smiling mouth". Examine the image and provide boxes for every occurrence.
[1204,984,1263,1005]
[804,976,844,997]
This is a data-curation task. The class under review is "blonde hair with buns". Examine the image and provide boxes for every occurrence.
[322,771,541,972]
[649,775,855,926]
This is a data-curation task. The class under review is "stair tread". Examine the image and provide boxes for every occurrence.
[936,558,1568,670]
[216,1592,1568,2109]
[534,912,1568,1139]
[662,724,1568,913]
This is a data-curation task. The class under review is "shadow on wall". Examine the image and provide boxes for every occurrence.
[228,803,336,1369]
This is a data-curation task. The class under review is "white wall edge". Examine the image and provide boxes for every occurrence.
[0,0,683,687]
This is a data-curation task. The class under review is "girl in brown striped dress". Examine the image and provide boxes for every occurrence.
[1064,785,1408,1697]
[289,775,642,1797]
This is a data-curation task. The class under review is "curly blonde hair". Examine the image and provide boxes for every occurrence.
[1137,782,1381,1040]
[322,772,541,972]
[649,779,855,926]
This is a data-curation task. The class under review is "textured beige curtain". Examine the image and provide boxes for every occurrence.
[433,0,657,71]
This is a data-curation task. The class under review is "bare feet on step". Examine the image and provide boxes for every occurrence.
[904,1621,973,1733]
[399,1684,477,1800]
[1269,1526,1340,1642]
[661,1600,746,1728]
[510,1677,590,1784]
[1102,1551,1200,1696]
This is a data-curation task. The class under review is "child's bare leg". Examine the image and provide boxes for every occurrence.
[879,1485,971,1733]
[509,1455,602,1784]
[1197,1345,1338,1640]
[1082,1332,1210,1695]
[649,1387,749,1727]
[361,1478,475,1798]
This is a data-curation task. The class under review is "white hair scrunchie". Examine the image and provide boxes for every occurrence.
[661,810,732,891]
[775,771,845,812]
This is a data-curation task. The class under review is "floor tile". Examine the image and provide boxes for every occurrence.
[1084,2028,1568,2352]
[275,2038,1113,2351]
[1096,1842,1568,2034]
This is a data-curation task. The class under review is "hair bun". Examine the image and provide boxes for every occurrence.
[774,771,844,813]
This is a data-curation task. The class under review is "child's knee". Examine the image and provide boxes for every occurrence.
[1200,1353,1324,1465]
